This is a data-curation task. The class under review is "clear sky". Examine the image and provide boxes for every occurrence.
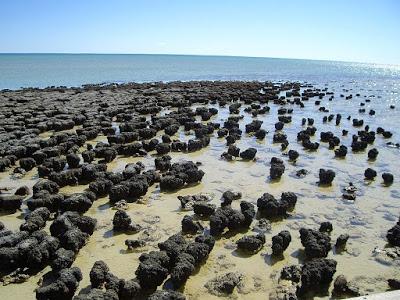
[1,0,399,64]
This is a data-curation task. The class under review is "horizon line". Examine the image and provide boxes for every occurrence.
[0,52,398,67]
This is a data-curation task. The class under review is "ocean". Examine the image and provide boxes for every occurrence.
[0,53,399,90]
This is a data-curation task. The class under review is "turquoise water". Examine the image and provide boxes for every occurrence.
[0,54,399,90]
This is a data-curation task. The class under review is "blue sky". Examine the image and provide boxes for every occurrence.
[1,0,399,64]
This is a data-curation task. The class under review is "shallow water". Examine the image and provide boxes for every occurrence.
[0,54,400,90]
[0,79,400,300]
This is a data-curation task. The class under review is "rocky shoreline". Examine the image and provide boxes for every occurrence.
[0,80,399,299]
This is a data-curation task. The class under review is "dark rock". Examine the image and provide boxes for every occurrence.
[236,233,265,253]
[335,234,350,250]
[90,260,109,288]
[66,153,80,168]
[59,228,89,252]
[119,279,142,300]
[155,155,171,172]
[299,258,337,294]
[155,143,171,155]
[60,193,93,213]
[74,289,118,300]
[227,145,240,157]
[270,162,285,180]
[36,267,82,300]
[135,256,169,290]
[288,150,299,161]
[181,215,203,234]
[20,207,51,233]
[239,148,257,160]
[382,173,394,185]
[319,169,335,185]
[272,230,291,256]
[334,145,348,158]
[364,168,377,180]
[319,222,333,233]
[51,248,75,271]
[113,210,141,233]
[193,202,216,217]
[14,185,30,196]
[19,157,36,171]
[368,148,379,160]
[299,228,331,259]
[257,193,291,218]
[221,190,242,205]
[388,279,400,290]
[387,217,400,246]
[0,195,23,211]
[333,275,360,297]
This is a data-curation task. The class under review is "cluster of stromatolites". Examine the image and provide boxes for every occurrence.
[0,80,398,299]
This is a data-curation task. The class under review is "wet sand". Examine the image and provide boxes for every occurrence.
[0,81,399,299]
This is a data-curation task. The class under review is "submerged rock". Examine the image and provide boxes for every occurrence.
[205,272,242,296]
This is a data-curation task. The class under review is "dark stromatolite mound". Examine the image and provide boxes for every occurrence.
[209,202,255,236]
[15,185,30,196]
[20,207,51,233]
[134,233,214,291]
[272,230,291,256]
[236,233,265,253]
[334,145,348,158]
[160,160,204,191]
[36,267,82,300]
[181,215,203,234]
[270,157,285,180]
[332,275,360,297]
[221,190,242,206]
[335,234,350,250]
[319,221,333,233]
[51,248,76,271]
[387,217,400,246]
[60,193,94,213]
[0,230,59,272]
[288,149,299,161]
[382,172,394,185]
[257,192,297,219]
[364,168,377,180]
[299,258,337,295]
[299,228,331,259]
[50,212,96,253]
[193,201,216,217]
[239,147,257,160]
[89,260,109,288]
[0,194,24,211]
[112,210,141,233]
[319,168,335,185]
